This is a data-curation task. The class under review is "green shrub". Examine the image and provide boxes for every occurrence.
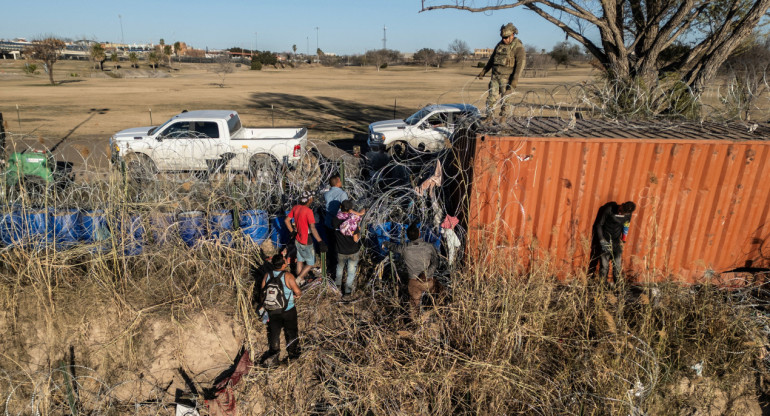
[476,61,485,68]
[251,61,262,71]
[253,51,277,66]
[379,62,388,69]
[22,63,37,74]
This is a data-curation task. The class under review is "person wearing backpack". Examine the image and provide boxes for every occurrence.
[259,252,302,367]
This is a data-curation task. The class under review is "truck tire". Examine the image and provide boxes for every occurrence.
[125,154,157,184]
[389,141,408,159]
[249,154,279,183]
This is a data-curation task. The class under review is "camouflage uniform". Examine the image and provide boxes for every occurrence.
[479,23,526,118]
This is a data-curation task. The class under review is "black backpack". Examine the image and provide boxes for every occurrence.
[262,271,288,312]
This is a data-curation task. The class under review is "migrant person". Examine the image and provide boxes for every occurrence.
[383,224,440,317]
[588,201,637,285]
[285,190,327,284]
[332,199,366,298]
[324,174,348,277]
[251,246,287,311]
[259,253,302,367]
[477,22,526,119]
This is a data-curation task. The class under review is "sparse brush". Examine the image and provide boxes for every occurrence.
[0,134,769,415]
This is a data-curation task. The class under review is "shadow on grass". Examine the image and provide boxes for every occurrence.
[247,92,407,135]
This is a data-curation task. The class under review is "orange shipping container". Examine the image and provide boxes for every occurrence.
[462,121,770,283]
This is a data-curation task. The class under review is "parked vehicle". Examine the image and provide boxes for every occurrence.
[109,110,308,181]
[367,104,480,157]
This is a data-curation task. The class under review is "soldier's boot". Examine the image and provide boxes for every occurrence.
[498,103,513,123]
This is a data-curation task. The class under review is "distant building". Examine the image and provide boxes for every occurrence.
[184,48,206,58]
[0,39,31,59]
[474,48,493,59]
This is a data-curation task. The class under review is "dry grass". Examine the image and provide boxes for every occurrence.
[1,180,768,415]
[2,61,770,415]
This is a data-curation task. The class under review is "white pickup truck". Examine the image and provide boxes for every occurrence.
[109,110,307,181]
[367,104,480,157]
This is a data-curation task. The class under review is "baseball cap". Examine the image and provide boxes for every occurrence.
[299,190,313,204]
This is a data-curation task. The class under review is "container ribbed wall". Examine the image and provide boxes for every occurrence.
[467,135,770,282]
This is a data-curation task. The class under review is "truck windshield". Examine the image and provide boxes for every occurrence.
[227,114,242,136]
[148,118,174,135]
[405,108,432,125]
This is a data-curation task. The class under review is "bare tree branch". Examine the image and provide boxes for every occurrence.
[421,0,770,94]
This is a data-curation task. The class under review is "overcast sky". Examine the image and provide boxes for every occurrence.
[1,0,570,54]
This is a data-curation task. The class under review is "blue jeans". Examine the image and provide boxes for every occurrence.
[336,252,360,295]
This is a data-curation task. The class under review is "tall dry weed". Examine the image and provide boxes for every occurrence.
[0,173,768,415]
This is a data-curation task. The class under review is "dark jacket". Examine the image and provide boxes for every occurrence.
[332,216,361,255]
[593,202,632,243]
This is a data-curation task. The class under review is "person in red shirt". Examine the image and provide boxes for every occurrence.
[285,191,326,283]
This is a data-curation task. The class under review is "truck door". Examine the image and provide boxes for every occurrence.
[152,121,191,170]
[417,111,452,151]
[187,121,225,169]
[153,121,223,170]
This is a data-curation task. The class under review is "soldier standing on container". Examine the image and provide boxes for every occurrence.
[588,201,637,285]
[477,23,526,120]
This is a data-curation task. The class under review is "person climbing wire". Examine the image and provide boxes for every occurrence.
[383,224,440,319]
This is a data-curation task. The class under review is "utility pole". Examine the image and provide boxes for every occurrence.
[119,14,124,44]
[315,26,319,53]
[382,25,387,50]
[306,36,309,56]
[0,112,6,164]
[254,32,258,52]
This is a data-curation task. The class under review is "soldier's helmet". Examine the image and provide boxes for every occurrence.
[500,23,518,38]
